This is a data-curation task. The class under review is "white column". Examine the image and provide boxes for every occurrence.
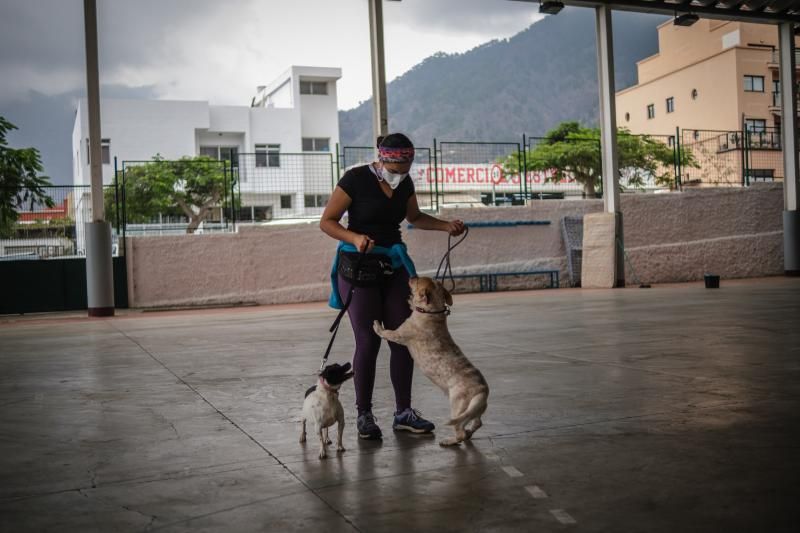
[84,0,103,222]
[779,22,800,275]
[596,4,620,213]
[368,0,389,145]
[595,4,624,286]
[83,0,114,316]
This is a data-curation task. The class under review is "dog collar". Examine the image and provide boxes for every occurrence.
[318,378,339,395]
[414,305,450,316]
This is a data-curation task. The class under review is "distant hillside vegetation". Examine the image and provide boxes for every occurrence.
[339,8,666,147]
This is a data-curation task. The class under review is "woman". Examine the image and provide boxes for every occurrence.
[320,133,465,440]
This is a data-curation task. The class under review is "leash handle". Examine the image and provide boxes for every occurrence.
[435,225,469,292]
[320,248,367,372]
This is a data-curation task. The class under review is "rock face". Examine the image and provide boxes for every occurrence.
[125,184,785,308]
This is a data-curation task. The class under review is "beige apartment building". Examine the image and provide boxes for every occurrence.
[616,19,799,185]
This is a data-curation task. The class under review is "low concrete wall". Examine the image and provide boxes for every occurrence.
[125,184,784,308]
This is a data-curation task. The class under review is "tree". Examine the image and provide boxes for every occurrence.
[106,155,229,233]
[502,121,697,197]
[0,116,54,238]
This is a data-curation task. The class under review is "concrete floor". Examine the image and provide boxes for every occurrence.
[1,278,798,532]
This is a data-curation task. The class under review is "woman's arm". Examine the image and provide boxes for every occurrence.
[320,187,374,252]
[406,194,465,236]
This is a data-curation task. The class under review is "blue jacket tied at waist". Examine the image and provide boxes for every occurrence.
[329,241,417,309]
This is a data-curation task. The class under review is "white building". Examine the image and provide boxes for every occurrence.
[72,66,342,229]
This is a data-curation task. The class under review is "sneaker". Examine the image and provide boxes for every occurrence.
[393,408,435,434]
[357,411,383,440]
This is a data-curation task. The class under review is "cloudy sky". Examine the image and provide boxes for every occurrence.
[1,0,546,109]
[0,0,545,182]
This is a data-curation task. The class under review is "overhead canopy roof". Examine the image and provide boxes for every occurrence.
[557,1,800,24]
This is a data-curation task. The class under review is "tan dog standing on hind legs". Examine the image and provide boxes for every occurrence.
[373,277,489,446]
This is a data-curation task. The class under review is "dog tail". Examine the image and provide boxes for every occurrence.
[447,391,488,426]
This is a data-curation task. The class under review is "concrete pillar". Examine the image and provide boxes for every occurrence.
[83,0,114,315]
[594,4,624,287]
[368,0,389,144]
[779,22,800,275]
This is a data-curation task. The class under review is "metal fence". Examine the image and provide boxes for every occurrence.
[340,146,435,210]
[680,129,745,186]
[526,136,600,199]
[233,152,335,222]
[743,127,784,184]
[434,140,524,208]
[119,158,234,236]
[0,184,121,260]
[4,126,787,255]
[679,127,786,187]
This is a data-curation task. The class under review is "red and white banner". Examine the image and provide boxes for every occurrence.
[410,164,579,192]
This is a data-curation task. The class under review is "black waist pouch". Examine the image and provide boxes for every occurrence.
[338,251,394,287]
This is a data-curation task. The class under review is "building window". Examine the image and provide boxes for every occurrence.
[280,195,292,209]
[668,136,675,148]
[625,112,630,122]
[666,97,674,114]
[253,206,273,222]
[304,194,329,208]
[199,146,239,166]
[101,138,111,165]
[744,75,765,92]
[745,119,766,133]
[255,144,281,167]
[302,137,330,152]
[86,138,111,165]
[691,88,698,100]
[299,81,328,95]
[647,104,655,119]
[746,169,774,182]
[199,146,218,158]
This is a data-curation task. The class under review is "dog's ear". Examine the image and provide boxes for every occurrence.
[418,287,429,304]
[342,362,351,372]
[443,287,453,306]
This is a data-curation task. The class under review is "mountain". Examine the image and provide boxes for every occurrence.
[338,8,667,147]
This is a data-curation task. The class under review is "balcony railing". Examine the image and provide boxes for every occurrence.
[745,127,781,150]
[769,49,800,65]
[770,91,800,111]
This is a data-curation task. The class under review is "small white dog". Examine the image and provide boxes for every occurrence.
[300,362,354,459]
[374,277,489,446]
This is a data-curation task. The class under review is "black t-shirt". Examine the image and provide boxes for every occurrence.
[337,164,415,246]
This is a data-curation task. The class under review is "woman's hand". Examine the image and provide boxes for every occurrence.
[351,234,375,252]
[445,219,466,236]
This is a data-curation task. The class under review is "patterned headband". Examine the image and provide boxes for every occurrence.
[378,146,415,163]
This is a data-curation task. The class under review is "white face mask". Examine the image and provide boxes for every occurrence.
[378,166,408,189]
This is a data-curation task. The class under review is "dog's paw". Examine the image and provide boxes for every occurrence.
[372,320,384,336]
[299,434,306,444]
[318,450,328,460]
[337,445,346,453]
[439,438,461,447]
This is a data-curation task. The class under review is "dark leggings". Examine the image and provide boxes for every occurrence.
[337,270,414,414]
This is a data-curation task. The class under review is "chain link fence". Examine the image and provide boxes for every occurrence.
[1,184,123,259]
[234,152,335,222]
[434,141,524,208]
[119,158,234,237]
[525,136,601,199]
[340,146,435,210]
[743,127,784,184]
[680,129,746,186]
[6,128,781,256]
